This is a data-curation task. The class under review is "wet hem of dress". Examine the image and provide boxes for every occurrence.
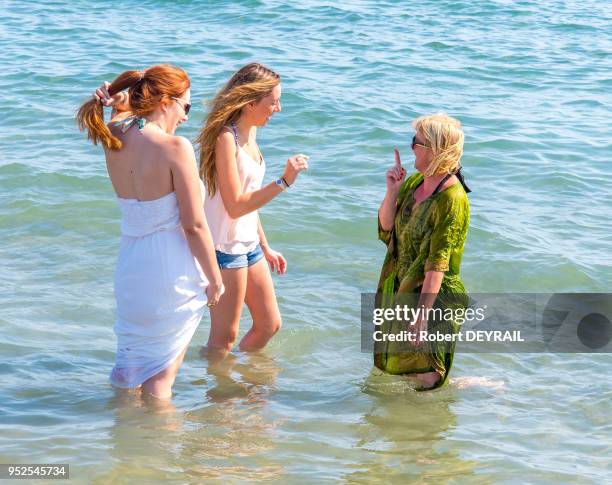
[372,363,448,392]
[109,348,185,389]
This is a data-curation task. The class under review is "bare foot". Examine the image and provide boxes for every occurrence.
[414,371,442,390]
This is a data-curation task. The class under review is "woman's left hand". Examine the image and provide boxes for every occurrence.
[263,246,287,275]
[410,316,428,347]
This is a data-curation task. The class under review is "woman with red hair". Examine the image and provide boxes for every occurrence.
[77,64,224,399]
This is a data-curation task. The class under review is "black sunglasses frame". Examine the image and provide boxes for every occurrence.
[411,135,430,150]
[172,97,191,115]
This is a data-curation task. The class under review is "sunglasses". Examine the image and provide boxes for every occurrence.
[172,97,191,115]
[411,135,430,150]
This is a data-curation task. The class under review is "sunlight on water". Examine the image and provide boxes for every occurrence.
[0,0,610,483]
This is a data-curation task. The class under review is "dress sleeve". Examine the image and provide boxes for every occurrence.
[377,172,423,246]
[378,214,393,245]
[425,195,466,273]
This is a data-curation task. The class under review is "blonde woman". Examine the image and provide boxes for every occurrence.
[198,63,308,356]
[375,113,471,391]
[80,65,224,399]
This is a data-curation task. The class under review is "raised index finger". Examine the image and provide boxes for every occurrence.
[394,148,402,166]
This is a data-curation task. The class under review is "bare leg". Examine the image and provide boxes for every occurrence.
[141,343,190,399]
[205,266,248,353]
[240,258,282,351]
[111,386,144,408]
[199,344,234,366]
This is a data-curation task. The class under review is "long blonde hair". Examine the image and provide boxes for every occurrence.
[197,63,280,196]
[413,113,464,177]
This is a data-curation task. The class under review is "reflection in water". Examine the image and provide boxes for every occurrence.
[94,352,282,484]
[200,347,279,402]
[342,368,479,484]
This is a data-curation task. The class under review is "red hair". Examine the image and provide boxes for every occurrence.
[76,64,190,150]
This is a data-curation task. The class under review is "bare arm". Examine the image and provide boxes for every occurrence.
[257,214,270,251]
[110,91,131,114]
[379,148,406,231]
[417,270,445,308]
[256,213,287,274]
[378,192,398,231]
[215,130,308,218]
[171,137,224,302]
[409,270,445,346]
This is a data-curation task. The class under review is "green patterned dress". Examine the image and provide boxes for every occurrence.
[374,172,470,389]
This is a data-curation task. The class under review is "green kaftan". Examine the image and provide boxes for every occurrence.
[374,172,470,389]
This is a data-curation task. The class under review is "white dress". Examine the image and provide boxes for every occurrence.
[109,182,208,389]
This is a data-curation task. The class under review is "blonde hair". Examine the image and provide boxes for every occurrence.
[197,63,280,196]
[76,64,190,150]
[412,113,464,177]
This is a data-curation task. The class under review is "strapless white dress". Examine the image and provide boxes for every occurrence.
[109,183,208,389]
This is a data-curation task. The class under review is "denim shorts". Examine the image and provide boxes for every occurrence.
[215,243,264,269]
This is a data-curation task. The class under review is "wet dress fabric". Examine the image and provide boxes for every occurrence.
[374,171,470,389]
[108,116,208,389]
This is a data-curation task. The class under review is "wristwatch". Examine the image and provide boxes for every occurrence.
[275,178,288,191]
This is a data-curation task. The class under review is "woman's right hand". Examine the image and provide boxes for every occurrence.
[282,154,309,186]
[93,81,128,109]
[93,81,113,106]
[206,281,225,308]
[386,148,406,194]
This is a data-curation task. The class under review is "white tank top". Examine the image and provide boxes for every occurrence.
[204,123,266,254]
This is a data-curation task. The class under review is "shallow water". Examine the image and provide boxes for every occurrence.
[1,1,611,483]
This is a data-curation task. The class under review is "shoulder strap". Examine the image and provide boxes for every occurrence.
[433,173,453,195]
[109,115,146,133]
[432,167,473,196]
[455,167,472,193]
[230,122,239,148]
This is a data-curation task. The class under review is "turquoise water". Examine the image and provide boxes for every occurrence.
[1,1,611,483]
